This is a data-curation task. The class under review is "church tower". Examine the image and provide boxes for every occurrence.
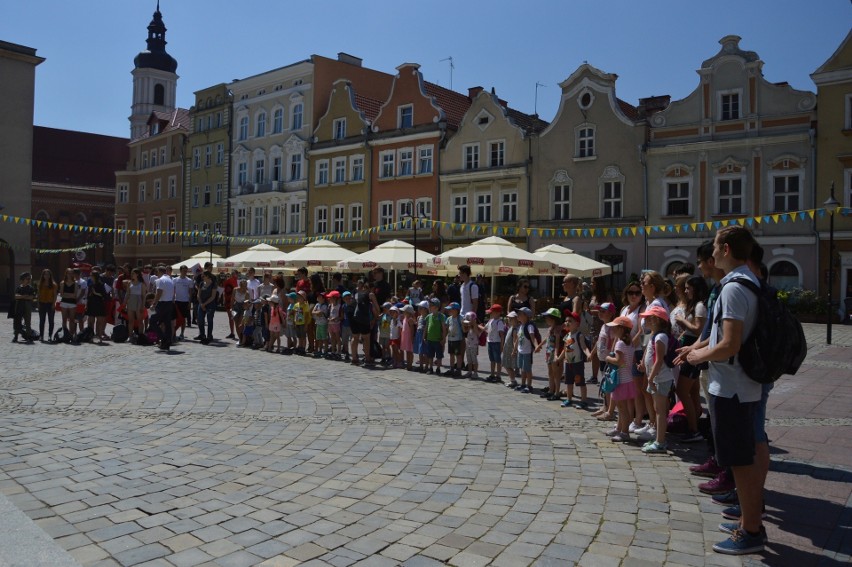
[129,2,178,139]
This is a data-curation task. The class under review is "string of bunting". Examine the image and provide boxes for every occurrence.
[0,240,98,255]
[1,207,848,247]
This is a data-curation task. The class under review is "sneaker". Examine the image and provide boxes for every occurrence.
[611,432,630,442]
[507,381,519,389]
[646,426,657,439]
[605,427,619,437]
[712,527,766,555]
[435,369,442,376]
[712,490,739,507]
[629,422,644,433]
[691,455,724,478]
[681,431,704,443]
[575,401,588,409]
[641,441,668,454]
[633,423,650,436]
[520,386,530,394]
[587,376,598,385]
[722,504,767,520]
[700,470,736,495]
[561,399,572,408]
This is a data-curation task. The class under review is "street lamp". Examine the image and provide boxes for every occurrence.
[402,212,429,277]
[207,227,222,266]
[825,182,840,345]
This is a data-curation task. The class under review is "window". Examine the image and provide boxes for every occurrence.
[718,178,743,214]
[202,223,210,244]
[501,191,518,222]
[464,144,480,170]
[118,183,129,204]
[397,199,413,222]
[193,148,201,169]
[238,162,248,186]
[602,181,622,219]
[160,147,166,165]
[769,261,800,291]
[332,205,345,233]
[137,220,145,245]
[239,116,248,140]
[203,185,211,207]
[197,118,204,133]
[453,194,467,224]
[255,159,265,183]
[115,221,127,245]
[418,146,433,174]
[272,157,282,182]
[256,112,266,137]
[168,176,176,199]
[351,155,364,181]
[253,206,265,235]
[192,186,200,208]
[167,216,176,243]
[333,157,346,184]
[476,192,492,223]
[398,105,413,129]
[142,153,148,169]
[291,103,303,130]
[380,151,395,178]
[553,185,571,220]
[151,150,157,167]
[273,108,284,133]
[152,217,161,245]
[154,179,161,200]
[398,148,413,176]
[215,183,223,205]
[289,154,302,181]
[379,201,394,227]
[350,203,363,231]
[577,126,595,158]
[216,143,224,165]
[138,182,146,203]
[271,206,280,234]
[489,141,505,167]
[236,208,247,236]
[721,92,740,121]
[415,198,432,228]
[216,112,222,128]
[333,118,346,140]
[667,182,690,216]
[191,223,198,245]
[773,174,800,212]
[316,160,329,185]
[205,145,212,167]
[289,202,302,233]
[154,83,164,105]
[315,206,328,234]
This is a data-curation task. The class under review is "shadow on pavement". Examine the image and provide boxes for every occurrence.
[769,461,852,483]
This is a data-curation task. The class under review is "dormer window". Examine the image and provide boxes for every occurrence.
[333,118,347,140]
[398,105,413,129]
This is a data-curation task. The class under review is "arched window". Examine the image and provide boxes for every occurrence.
[769,260,800,290]
[291,103,303,130]
[256,112,266,137]
[154,84,165,106]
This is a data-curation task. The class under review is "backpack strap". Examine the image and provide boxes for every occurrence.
[714,277,761,364]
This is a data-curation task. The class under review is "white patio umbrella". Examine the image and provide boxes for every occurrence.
[532,244,612,278]
[170,251,223,271]
[431,236,552,304]
[217,243,289,271]
[337,240,438,291]
[282,239,355,271]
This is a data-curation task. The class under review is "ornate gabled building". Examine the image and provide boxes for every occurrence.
[646,36,817,288]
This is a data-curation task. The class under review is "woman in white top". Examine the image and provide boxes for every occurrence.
[619,281,646,431]
[672,274,710,443]
[634,271,671,440]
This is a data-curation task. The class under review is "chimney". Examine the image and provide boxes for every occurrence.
[638,95,671,119]
[337,52,362,67]
[468,86,484,99]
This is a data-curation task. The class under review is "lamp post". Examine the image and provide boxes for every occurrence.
[208,227,221,266]
[402,213,428,278]
[825,182,839,345]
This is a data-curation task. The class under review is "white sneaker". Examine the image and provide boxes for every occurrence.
[629,422,644,433]
[638,426,656,441]
[633,424,650,435]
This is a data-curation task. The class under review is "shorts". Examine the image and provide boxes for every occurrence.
[448,340,463,356]
[487,342,501,363]
[328,321,341,336]
[754,383,773,444]
[413,329,424,355]
[502,349,517,370]
[379,336,390,349]
[518,352,532,374]
[565,361,585,386]
[426,340,444,360]
[612,380,638,402]
[710,394,757,468]
[390,338,400,348]
[243,325,255,338]
[175,301,190,320]
[295,325,306,339]
[341,326,352,342]
[651,379,673,396]
[350,320,370,336]
[286,324,296,340]
[316,324,328,341]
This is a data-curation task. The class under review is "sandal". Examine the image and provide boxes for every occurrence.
[596,412,616,421]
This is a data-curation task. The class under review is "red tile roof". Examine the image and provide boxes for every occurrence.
[617,98,639,121]
[135,108,191,141]
[423,81,472,128]
[32,126,129,188]
[505,107,550,134]
[353,93,383,122]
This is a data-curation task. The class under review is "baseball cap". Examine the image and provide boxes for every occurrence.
[486,304,503,314]
[640,305,669,321]
[418,300,430,309]
[518,307,533,317]
[563,311,581,323]
[543,307,562,320]
[606,315,634,330]
[446,302,461,311]
[297,290,307,298]
[382,302,392,308]
[327,290,340,299]
[403,305,415,314]
[464,311,477,321]
[507,311,518,319]
[287,292,298,300]
[430,298,441,306]
[600,302,617,315]
[342,291,352,297]
[389,306,399,312]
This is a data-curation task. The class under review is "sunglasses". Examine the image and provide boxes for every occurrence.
[627,290,641,296]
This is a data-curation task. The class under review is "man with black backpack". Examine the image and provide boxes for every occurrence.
[686,226,765,555]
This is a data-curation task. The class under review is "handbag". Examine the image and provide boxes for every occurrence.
[601,366,619,394]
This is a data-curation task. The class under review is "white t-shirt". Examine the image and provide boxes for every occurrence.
[77,278,88,305]
[156,274,176,301]
[643,332,675,386]
[173,276,194,302]
[460,279,479,315]
[485,318,507,343]
[246,278,260,300]
[683,301,707,338]
[390,317,401,340]
[517,323,535,355]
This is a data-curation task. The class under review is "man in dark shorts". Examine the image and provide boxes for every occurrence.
[152,265,176,351]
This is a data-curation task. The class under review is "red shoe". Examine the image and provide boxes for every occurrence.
[699,469,735,495]
[690,455,723,478]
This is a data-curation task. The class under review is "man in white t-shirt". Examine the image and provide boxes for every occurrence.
[458,265,479,316]
[245,267,260,300]
[173,266,195,340]
[152,265,176,351]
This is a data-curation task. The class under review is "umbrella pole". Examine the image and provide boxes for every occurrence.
[394,270,398,297]
[491,274,496,307]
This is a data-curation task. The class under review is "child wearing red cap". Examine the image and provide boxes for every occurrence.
[637,305,675,454]
[605,316,638,442]
[484,304,507,382]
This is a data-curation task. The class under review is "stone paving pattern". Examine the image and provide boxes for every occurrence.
[0,318,849,567]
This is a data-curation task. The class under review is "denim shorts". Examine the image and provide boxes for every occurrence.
[565,361,585,386]
[487,342,501,363]
[518,352,532,374]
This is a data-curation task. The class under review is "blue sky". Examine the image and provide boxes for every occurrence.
[3,1,849,139]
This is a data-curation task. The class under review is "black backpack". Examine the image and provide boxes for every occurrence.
[53,328,72,344]
[715,278,807,384]
[76,327,95,344]
[651,332,679,368]
[111,324,129,343]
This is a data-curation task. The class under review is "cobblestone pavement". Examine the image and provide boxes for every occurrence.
[0,318,848,566]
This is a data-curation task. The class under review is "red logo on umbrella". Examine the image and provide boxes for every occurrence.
[467,257,485,265]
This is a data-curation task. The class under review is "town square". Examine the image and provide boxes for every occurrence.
[1,1,851,565]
